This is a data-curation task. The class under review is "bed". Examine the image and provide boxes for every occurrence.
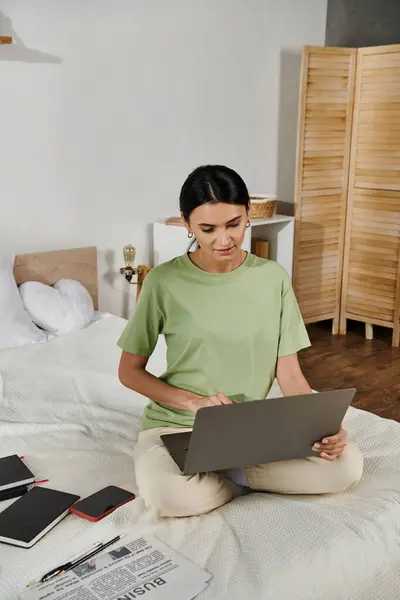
[1,248,400,600]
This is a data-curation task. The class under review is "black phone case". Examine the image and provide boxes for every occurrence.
[70,486,135,522]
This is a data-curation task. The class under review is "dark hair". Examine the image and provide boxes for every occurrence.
[179,165,250,222]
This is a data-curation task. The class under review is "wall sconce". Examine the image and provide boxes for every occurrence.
[120,245,152,299]
[120,244,137,283]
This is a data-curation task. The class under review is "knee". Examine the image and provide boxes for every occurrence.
[137,472,233,518]
[333,442,364,492]
[245,442,364,496]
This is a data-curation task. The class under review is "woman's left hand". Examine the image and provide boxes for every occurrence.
[312,424,347,460]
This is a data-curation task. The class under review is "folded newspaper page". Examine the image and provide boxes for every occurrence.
[20,535,212,600]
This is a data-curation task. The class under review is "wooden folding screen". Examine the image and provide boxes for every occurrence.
[340,45,400,347]
[294,44,400,346]
[293,47,357,334]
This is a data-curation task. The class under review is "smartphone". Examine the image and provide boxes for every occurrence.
[70,486,135,522]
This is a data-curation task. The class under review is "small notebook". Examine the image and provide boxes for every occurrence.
[0,486,80,548]
[0,484,29,502]
[0,454,35,491]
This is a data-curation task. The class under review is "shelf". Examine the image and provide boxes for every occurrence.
[0,36,12,45]
[154,213,295,278]
[157,214,294,227]
[250,215,294,226]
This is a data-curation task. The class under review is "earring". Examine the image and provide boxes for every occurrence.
[188,232,194,239]
[246,221,251,228]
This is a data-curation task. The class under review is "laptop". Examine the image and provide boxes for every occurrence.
[161,389,356,475]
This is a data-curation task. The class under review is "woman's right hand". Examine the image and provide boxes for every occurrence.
[186,392,235,413]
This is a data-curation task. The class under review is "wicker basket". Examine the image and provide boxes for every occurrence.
[249,195,277,219]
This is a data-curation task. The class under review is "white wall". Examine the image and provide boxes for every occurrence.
[0,0,327,316]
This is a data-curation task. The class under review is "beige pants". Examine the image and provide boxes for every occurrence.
[134,427,364,518]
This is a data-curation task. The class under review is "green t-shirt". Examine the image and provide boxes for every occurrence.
[117,253,310,430]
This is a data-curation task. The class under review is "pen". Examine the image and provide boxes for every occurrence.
[26,543,101,588]
[68,543,103,562]
[35,543,101,585]
[41,535,123,583]
[27,543,99,588]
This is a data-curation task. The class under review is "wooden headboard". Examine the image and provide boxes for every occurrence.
[14,247,99,310]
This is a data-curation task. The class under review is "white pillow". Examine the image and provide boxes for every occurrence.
[0,255,49,349]
[19,279,94,335]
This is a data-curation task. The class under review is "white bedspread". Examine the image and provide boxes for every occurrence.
[0,317,399,600]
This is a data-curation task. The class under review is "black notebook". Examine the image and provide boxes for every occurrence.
[0,486,80,548]
[0,484,29,502]
[0,454,35,491]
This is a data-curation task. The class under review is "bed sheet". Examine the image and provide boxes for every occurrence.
[0,316,399,600]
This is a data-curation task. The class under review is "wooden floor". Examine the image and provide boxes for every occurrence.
[299,321,400,422]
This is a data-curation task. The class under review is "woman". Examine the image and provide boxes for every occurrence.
[118,165,363,518]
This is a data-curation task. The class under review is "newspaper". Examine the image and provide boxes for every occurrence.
[20,534,212,600]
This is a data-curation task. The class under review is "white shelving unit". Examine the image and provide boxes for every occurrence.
[153,215,295,278]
